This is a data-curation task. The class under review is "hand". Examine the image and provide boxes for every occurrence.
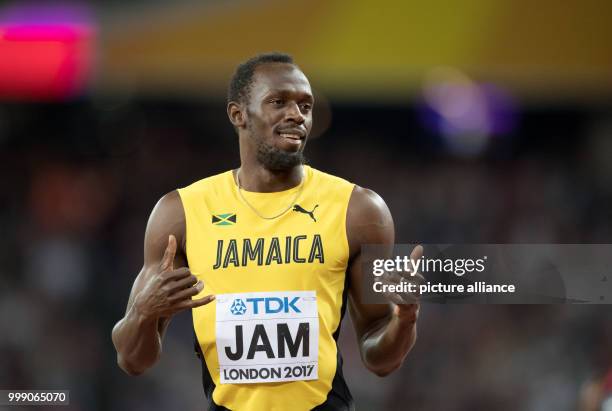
[380,245,425,323]
[134,235,215,319]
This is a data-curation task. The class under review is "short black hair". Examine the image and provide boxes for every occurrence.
[227,52,295,104]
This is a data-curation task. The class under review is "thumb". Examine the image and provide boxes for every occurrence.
[409,245,423,275]
[410,245,423,261]
[161,235,177,271]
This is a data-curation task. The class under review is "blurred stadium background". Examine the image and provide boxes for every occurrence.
[1,0,611,410]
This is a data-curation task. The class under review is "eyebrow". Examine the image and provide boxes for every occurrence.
[265,89,314,102]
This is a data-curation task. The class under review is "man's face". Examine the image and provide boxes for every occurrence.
[244,63,314,170]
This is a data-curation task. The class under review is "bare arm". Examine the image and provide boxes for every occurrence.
[111,191,215,376]
[347,186,420,377]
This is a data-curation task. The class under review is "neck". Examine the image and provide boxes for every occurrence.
[235,162,304,193]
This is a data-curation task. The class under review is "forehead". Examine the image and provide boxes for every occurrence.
[250,63,312,98]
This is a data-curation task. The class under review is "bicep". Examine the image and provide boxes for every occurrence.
[143,190,187,268]
[346,186,395,341]
[348,252,392,342]
[125,191,187,333]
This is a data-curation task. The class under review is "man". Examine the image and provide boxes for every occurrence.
[112,52,421,410]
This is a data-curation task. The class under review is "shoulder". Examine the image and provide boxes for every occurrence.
[143,190,186,257]
[178,170,232,198]
[346,186,394,256]
[308,167,355,211]
[153,190,183,214]
[348,186,391,222]
[308,166,354,193]
[147,191,185,236]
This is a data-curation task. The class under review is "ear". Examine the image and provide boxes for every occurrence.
[227,102,247,129]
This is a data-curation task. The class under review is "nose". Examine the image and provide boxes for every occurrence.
[284,102,305,124]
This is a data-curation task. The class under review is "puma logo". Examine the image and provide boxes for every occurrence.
[293,204,319,222]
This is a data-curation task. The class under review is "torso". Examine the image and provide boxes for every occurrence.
[177,166,355,411]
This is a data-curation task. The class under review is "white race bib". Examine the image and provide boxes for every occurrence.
[215,290,319,384]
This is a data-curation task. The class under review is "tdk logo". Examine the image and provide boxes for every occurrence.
[230,299,247,315]
[239,296,302,315]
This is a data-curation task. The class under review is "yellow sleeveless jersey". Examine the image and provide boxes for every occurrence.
[178,165,355,411]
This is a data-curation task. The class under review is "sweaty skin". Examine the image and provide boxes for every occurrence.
[111,191,214,376]
[111,62,419,377]
[346,186,420,376]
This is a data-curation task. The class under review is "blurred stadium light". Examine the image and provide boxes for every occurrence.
[96,0,612,102]
[418,66,517,157]
[1,1,611,410]
[0,1,96,101]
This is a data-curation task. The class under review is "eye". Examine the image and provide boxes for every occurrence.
[300,103,312,112]
[269,98,284,106]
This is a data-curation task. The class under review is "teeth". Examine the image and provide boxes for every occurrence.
[280,133,300,139]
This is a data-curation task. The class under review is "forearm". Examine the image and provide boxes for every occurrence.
[360,310,417,377]
[111,304,162,376]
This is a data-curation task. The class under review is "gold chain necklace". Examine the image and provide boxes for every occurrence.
[236,168,305,220]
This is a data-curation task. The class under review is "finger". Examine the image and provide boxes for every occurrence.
[165,271,197,289]
[413,272,427,287]
[395,303,419,312]
[383,291,407,306]
[160,235,177,272]
[401,291,420,304]
[394,304,420,321]
[382,271,404,284]
[384,283,421,303]
[384,271,418,288]
[161,267,191,283]
[410,244,424,261]
[380,274,398,287]
[409,245,423,275]
[396,271,426,286]
[174,294,216,312]
[189,294,215,308]
[168,281,204,301]
[380,273,421,302]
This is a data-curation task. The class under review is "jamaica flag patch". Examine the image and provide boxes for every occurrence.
[212,213,237,226]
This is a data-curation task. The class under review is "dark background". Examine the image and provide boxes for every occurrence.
[1,100,611,410]
[1,0,612,410]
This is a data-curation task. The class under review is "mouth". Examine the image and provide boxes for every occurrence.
[277,129,305,145]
